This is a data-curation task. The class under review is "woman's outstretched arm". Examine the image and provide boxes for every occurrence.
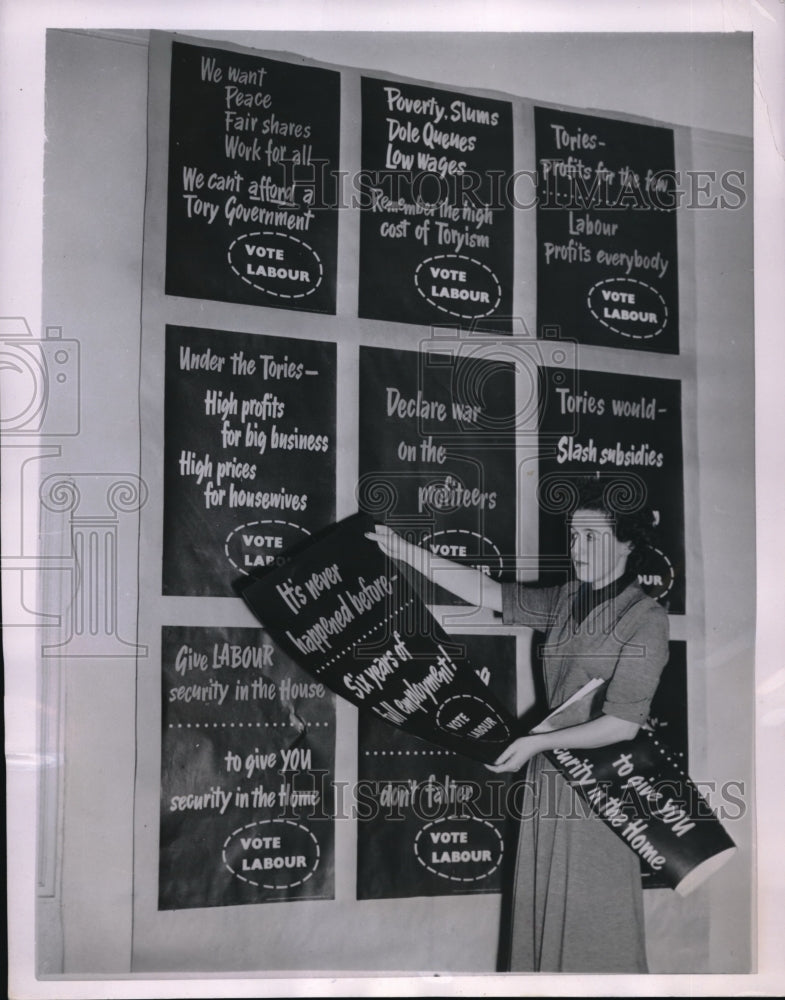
[365,523,503,612]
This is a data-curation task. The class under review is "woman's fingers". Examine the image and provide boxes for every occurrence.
[364,524,401,559]
[364,530,391,548]
[364,524,392,541]
[484,750,516,773]
[484,737,536,773]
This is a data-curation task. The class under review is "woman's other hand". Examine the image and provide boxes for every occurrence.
[485,736,543,773]
[485,715,641,774]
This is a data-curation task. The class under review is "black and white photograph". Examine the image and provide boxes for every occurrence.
[2,2,783,997]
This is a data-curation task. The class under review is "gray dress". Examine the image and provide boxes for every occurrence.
[500,578,670,973]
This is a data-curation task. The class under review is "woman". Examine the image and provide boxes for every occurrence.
[366,479,669,973]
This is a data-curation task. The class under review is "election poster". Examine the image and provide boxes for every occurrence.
[166,41,340,313]
[537,365,685,613]
[159,624,335,909]
[162,324,336,596]
[535,107,679,353]
[359,76,514,332]
[357,634,517,899]
[358,344,516,606]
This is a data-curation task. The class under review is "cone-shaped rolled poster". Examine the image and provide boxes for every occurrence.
[239,512,517,765]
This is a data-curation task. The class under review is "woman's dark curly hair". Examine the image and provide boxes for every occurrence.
[570,476,656,575]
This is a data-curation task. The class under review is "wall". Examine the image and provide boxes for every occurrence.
[38,27,755,978]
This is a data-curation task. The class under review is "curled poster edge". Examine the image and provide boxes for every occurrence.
[674,845,738,897]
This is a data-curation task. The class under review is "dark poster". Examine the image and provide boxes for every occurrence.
[535,107,678,354]
[358,77,514,332]
[537,365,685,613]
[241,513,517,765]
[358,344,516,605]
[159,625,335,910]
[162,325,336,596]
[165,41,340,314]
[357,634,517,900]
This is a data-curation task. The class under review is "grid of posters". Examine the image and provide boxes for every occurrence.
[154,37,693,913]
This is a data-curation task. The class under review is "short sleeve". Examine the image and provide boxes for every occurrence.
[501,582,562,629]
[601,599,670,726]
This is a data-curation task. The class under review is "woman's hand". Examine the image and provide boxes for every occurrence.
[364,521,503,612]
[485,735,543,773]
[485,716,642,774]
[364,524,409,563]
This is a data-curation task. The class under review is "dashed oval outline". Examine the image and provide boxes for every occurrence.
[414,817,503,883]
[414,253,502,320]
[228,231,323,299]
[587,277,668,341]
[435,693,511,743]
[640,545,675,601]
[421,529,503,579]
[224,519,311,576]
[222,818,320,890]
